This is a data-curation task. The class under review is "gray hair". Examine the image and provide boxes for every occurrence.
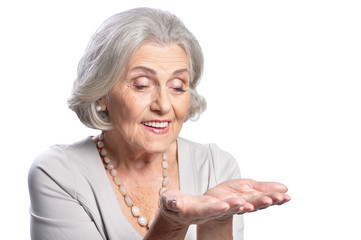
[68,7,206,130]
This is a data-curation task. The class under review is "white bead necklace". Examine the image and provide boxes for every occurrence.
[97,133,169,229]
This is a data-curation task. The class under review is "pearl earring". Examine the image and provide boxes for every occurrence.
[96,105,102,112]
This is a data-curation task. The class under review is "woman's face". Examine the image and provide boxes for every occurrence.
[104,42,190,153]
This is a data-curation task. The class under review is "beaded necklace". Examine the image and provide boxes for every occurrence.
[96,133,169,228]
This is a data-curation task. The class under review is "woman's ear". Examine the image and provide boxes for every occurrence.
[96,99,107,112]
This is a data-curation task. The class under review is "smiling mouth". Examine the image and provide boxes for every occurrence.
[142,121,169,128]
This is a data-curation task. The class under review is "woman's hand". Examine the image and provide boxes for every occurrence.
[158,179,290,226]
[145,190,242,240]
[198,179,290,240]
[159,189,246,226]
[204,178,291,214]
[148,179,290,240]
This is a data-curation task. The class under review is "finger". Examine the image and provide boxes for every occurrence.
[221,198,258,215]
[267,192,285,204]
[250,192,291,210]
[247,179,288,193]
[284,194,291,202]
[243,202,254,211]
[264,192,292,206]
[221,197,247,215]
[251,195,273,210]
[222,197,246,208]
[236,202,254,214]
[273,193,291,205]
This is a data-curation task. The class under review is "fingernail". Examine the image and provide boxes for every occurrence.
[237,207,244,212]
[167,197,176,208]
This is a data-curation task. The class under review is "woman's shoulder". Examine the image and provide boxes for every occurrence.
[30,137,95,170]
[28,137,101,193]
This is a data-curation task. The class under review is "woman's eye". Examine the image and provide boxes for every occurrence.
[134,85,148,90]
[173,87,186,92]
[169,79,187,93]
[132,77,151,90]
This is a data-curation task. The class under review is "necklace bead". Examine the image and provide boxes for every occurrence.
[110,169,118,177]
[97,141,105,148]
[162,177,170,187]
[97,133,168,229]
[119,186,127,196]
[125,196,133,207]
[138,216,148,227]
[106,163,114,170]
[99,134,104,141]
[104,156,111,164]
[131,206,140,216]
[162,169,168,177]
[160,187,166,195]
[101,148,107,156]
[114,177,121,186]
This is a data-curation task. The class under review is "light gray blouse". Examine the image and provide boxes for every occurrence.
[28,137,244,240]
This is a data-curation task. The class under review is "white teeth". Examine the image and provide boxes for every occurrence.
[143,121,168,128]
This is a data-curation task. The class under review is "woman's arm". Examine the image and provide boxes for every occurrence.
[144,209,189,240]
[197,217,233,240]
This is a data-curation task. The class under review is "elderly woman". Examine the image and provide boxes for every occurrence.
[28,7,290,240]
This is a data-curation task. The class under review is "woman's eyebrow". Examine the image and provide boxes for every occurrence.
[131,66,189,76]
[131,66,157,75]
[173,68,189,76]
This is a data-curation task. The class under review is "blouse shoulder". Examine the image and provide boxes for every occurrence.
[28,137,98,199]
[28,137,108,240]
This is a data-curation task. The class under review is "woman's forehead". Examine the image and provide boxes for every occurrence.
[127,42,189,71]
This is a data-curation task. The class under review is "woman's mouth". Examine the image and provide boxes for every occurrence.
[141,121,170,134]
[142,121,169,128]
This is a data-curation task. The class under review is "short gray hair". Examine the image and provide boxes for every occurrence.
[68,7,206,130]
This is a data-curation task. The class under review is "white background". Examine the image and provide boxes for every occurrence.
[1,0,360,239]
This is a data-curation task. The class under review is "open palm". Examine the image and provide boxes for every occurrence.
[204,178,291,213]
[160,179,290,225]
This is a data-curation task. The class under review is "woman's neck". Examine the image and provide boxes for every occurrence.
[97,131,176,172]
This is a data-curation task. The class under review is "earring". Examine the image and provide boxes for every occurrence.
[96,105,102,112]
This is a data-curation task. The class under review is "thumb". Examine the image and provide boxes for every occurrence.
[160,190,184,212]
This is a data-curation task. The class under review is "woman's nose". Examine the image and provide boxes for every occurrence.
[150,87,171,114]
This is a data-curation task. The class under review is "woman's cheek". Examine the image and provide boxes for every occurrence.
[176,95,190,119]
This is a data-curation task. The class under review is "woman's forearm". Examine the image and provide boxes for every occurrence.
[144,210,189,240]
[197,216,233,240]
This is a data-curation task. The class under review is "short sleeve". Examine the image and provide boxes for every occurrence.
[28,147,105,240]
